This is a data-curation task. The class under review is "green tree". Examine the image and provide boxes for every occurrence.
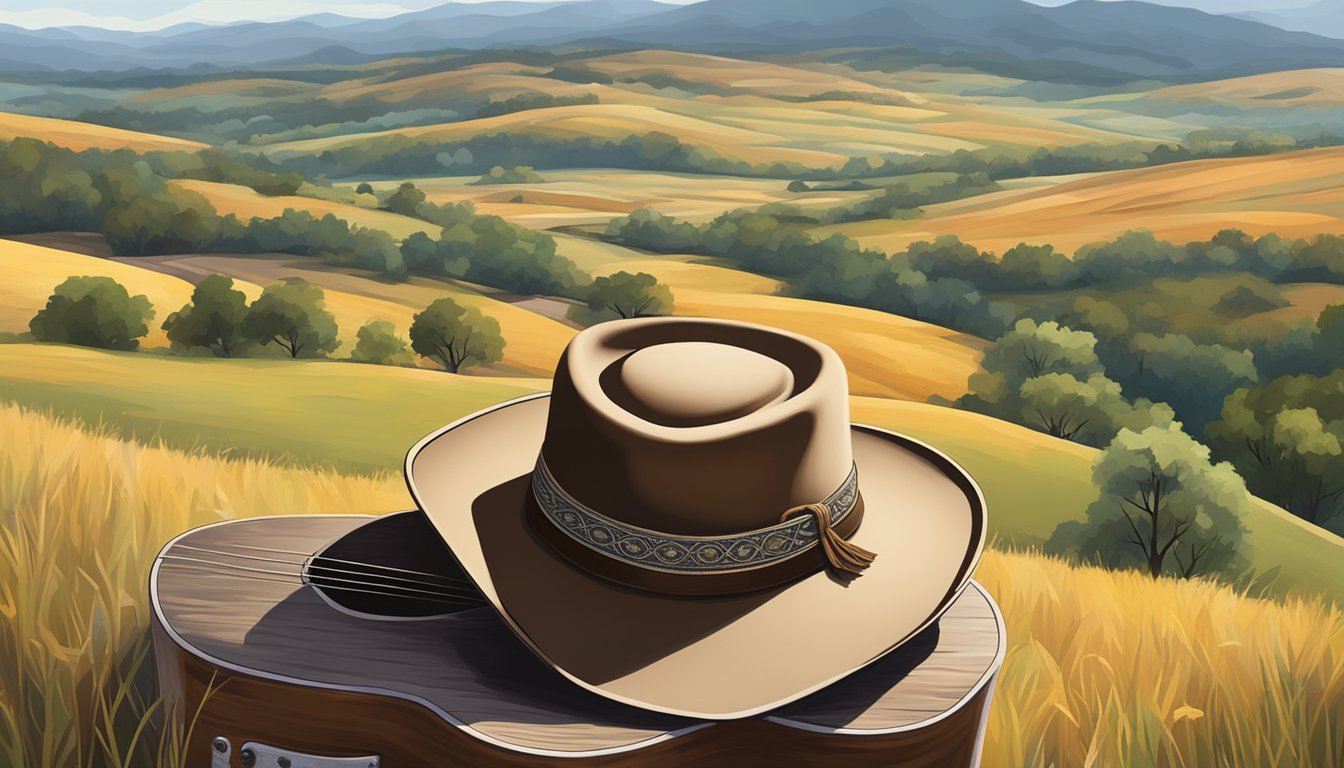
[571,271,674,324]
[101,186,221,256]
[1209,375,1344,529]
[1121,332,1258,432]
[350,319,414,366]
[242,278,339,358]
[355,182,375,195]
[383,181,427,217]
[1017,373,1133,442]
[29,275,154,351]
[161,274,250,357]
[1048,423,1250,579]
[1315,303,1344,367]
[979,319,1103,389]
[998,243,1077,290]
[409,298,505,373]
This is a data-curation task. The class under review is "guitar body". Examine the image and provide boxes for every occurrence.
[152,513,1004,767]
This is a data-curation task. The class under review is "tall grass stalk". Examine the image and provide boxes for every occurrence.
[0,404,407,768]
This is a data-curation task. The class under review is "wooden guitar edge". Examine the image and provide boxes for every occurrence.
[150,517,1006,766]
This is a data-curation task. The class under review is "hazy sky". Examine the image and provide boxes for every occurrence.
[0,0,1308,32]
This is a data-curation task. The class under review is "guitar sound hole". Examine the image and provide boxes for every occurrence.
[304,511,486,618]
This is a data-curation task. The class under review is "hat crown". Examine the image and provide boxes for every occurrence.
[540,317,854,537]
[615,341,794,428]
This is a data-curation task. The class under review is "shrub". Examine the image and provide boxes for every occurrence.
[349,319,414,366]
[29,276,154,351]
[570,271,674,325]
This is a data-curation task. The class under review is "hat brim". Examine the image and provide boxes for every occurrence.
[405,394,985,720]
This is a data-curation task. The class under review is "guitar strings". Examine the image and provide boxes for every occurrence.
[220,542,477,586]
[157,552,486,605]
[160,561,483,607]
[172,543,480,595]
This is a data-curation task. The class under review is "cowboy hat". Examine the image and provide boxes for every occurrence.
[405,317,985,719]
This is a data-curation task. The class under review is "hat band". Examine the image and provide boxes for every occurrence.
[529,458,864,595]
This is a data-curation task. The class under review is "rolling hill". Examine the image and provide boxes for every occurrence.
[828,146,1344,255]
[0,111,206,152]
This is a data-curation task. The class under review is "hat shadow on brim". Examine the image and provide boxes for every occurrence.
[407,394,985,720]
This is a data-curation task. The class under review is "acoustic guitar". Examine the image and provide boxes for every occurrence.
[151,511,1004,767]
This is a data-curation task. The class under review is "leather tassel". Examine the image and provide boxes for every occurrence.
[782,503,877,576]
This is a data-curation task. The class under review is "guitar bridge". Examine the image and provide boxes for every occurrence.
[212,737,380,768]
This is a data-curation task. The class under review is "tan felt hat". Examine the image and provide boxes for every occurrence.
[405,317,985,719]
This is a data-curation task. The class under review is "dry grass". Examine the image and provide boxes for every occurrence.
[977,548,1344,768]
[0,404,408,768]
[0,111,206,153]
[2,403,1341,766]
[832,147,1344,255]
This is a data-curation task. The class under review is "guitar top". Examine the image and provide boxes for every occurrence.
[151,512,1003,767]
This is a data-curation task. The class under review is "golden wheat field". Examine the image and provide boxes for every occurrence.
[2,403,1341,768]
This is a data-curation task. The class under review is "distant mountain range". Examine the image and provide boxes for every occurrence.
[1236,0,1344,41]
[1,0,1342,81]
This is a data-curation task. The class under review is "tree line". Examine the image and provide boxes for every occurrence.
[0,139,628,298]
[22,273,509,373]
[19,269,676,371]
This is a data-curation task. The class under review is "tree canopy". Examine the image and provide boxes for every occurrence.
[1209,372,1344,530]
[161,274,250,357]
[1048,423,1250,579]
[29,275,154,351]
[350,319,414,366]
[571,271,674,324]
[409,298,505,373]
[241,278,339,359]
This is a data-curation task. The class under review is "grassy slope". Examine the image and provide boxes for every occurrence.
[852,397,1344,600]
[0,110,207,152]
[0,344,543,472]
[826,147,1344,255]
[0,343,1337,599]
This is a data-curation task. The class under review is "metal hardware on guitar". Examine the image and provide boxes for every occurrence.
[211,736,380,768]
